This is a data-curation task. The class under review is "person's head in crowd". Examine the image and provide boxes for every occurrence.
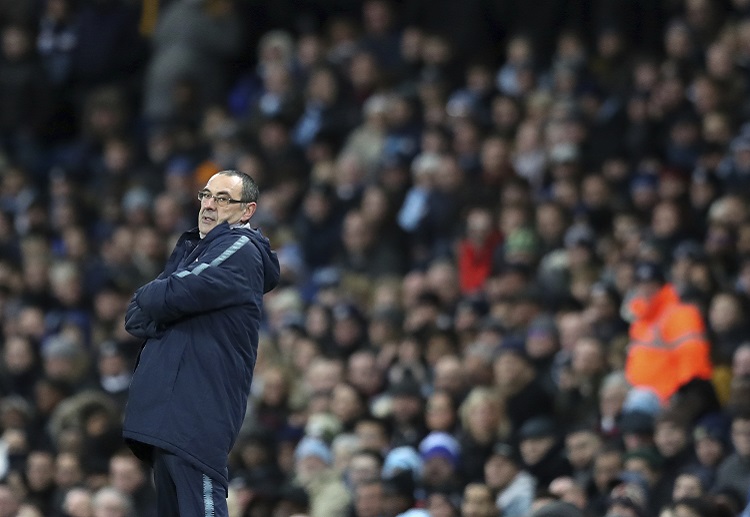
[473,316,505,351]
[619,410,656,451]
[405,291,443,332]
[630,173,660,214]
[368,306,403,349]
[531,499,584,517]
[670,240,706,288]
[671,469,707,502]
[432,355,467,403]
[730,410,750,460]
[354,415,391,454]
[492,336,536,396]
[461,342,495,389]
[0,484,19,517]
[331,432,361,473]
[712,486,746,517]
[347,448,384,487]
[109,449,148,498]
[507,286,545,331]
[426,259,462,310]
[502,227,540,267]
[294,436,333,483]
[304,356,344,400]
[62,486,93,517]
[331,301,367,355]
[654,411,691,460]
[565,426,602,473]
[623,447,663,488]
[387,372,426,429]
[258,363,292,414]
[708,194,747,229]
[569,335,606,379]
[354,478,385,517]
[535,200,569,251]
[426,389,457,433]
[425,329,459,368]
[0,395,33,432]
[55,451,84,490]
[382,469,417,517]
[304,301,333,343]
[2,334,39,382]
[460,482,498,517]
[525,314,559,362]
[330,381,367,430]
[548,476,587,510]
[273,483,310,517]
[426,488,461,517]
[692,412,729,470]
[419,431,461,490]
[598,372,630,432]
[459,387,506,445]
[708,290,747,338]
[347,351,383,400]
[25,448,55,495]
[592,446,624,496]
[517,416,559,468]
[556,311,590,352]
[40,333,89,386]
[91,486,133,517]
[732,343,750,378]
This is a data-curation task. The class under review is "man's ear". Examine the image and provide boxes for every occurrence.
[241,202,257,223]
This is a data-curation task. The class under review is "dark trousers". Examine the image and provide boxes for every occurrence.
[153,448,228,517]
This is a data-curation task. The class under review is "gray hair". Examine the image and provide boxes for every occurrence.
[217,170,259,203]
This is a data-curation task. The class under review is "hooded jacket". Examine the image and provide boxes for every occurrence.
[122,222,279,487]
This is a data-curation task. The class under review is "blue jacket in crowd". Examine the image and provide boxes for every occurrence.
[122,222,280,487]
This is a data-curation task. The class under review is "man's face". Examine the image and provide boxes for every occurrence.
[198,174,254,237]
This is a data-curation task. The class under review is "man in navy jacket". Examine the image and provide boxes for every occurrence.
[122,170,280,517]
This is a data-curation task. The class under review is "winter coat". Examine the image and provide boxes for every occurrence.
[122,223,279,487]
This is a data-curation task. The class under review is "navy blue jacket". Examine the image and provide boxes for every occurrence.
[122,222,279,487]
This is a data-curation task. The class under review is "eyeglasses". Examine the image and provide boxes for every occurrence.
[197,191,246,207]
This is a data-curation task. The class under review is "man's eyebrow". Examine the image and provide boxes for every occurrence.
[200,188,232,195]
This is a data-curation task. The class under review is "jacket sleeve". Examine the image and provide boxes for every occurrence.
[124,296,166,339]
[134,234,263,323]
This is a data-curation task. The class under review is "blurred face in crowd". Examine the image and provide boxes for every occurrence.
[654,421,688,458]
[593,451,622,493]
[694,434,724,467]
[484,454,518,491]
[198,173,255,238]
[566,430,602,470]
[426,391,456,432]
[427,492,458,517]
[672,473,703,501]
[109,455,145,495]
[731,418,750,458]
[520,435,555,466]
[355,481,384,517]
[461,483,497,517]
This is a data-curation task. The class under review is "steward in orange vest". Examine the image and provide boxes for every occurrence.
[623,262,713,404]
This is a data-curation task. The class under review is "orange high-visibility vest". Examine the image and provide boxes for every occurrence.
[624,284,713,404]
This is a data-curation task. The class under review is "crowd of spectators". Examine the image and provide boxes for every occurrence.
[2,0,750,516]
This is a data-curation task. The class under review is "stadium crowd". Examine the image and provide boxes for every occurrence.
[1,0,750,516]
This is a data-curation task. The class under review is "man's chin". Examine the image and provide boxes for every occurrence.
[199,222,216,236]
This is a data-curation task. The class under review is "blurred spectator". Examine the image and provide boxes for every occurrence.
[623,261,713,404]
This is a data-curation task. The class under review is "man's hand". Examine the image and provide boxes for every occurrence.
[125,297,165,339]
